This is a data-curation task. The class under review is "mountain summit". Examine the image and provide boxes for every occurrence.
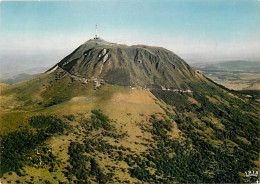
[52,39,202,89]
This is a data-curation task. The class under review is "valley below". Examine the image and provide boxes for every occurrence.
[191,60,260,91]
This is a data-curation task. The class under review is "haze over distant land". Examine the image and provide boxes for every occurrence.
[191,60,260,90]
[0,0,260,76]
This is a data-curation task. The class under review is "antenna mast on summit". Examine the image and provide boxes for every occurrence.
[95,24,98,39]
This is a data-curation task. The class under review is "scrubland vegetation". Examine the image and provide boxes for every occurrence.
[1,96,258,183]
[0,81,259,183]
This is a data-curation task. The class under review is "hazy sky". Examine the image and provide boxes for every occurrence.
[0,0,260,73]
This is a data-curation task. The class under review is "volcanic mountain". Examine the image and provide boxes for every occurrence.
[0,38,259,184]
[50,38,205,90]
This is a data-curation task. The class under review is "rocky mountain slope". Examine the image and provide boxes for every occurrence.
[52,38,205,90]
[0,39,259,184]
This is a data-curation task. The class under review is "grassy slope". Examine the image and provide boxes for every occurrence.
[0,69,259,183]
[0,72,174,183]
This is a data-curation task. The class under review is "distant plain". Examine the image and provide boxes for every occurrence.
[191,60,260,91]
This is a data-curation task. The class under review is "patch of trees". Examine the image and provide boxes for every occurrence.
[1,115,70,176]
[149,89,259,183]
[67,142,89,181]
[127,113,256,183]
[191,92,259,152]
[29,115,70,135]
[90,110,113,131]
[63,114,75,121]
[0,128,48,176]
[129,167,155,182]
[81,110,114,133]
[67,142,114,183]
